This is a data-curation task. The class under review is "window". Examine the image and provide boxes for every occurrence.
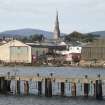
[77,47,79,50]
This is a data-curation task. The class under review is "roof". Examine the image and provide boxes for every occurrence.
[26,42,67,48]
[0,40,30,47]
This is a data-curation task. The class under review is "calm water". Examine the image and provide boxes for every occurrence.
[0,95,105,105]
[0,66,105,77]
[0,66,105,105]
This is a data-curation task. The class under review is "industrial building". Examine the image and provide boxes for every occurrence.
[81,39,105,61]
[0,40,31,63]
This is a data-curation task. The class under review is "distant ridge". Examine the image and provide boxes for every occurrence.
[0,28,65,39]
[0,28,53,39]
[89,31,105,37]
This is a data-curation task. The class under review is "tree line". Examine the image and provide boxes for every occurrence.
[20,34,44,43]
[64,31,100,43]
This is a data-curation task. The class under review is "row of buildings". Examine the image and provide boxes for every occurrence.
[0,39,82,64]
[0,38,105,66]
[0,12,105,66]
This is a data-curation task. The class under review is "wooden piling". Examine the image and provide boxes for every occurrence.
[38,81,42,96]
[16,80,20,95]
[24,81,29,95]
[71,82,76,96]
[94,83,96,96]
[61,82,65,96]
[5,80,11,93]
[96,80,103,100]
[0,77,5,93]
[45,78,52,97]
[84,83,89,97]
[3,80,7,93]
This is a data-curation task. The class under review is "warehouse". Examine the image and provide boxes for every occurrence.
[81,39,105,61]
[0,40,31,63]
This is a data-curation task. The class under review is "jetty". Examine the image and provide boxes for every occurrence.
[0,73,105,100]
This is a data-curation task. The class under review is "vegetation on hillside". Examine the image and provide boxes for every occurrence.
[21,34,44,42]
[64,31,100,43]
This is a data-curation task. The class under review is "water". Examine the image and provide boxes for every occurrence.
[0,66,105,105]
[0,66,105,77]
[0,95,105,105]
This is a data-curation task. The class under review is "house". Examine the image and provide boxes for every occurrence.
[0,40,31,63]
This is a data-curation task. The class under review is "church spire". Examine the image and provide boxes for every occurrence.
[53,11,60,39]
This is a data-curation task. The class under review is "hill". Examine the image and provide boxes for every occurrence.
[0,28,56,39]
[89,31,105,37]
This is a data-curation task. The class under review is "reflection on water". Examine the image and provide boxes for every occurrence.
[0,95,105,105]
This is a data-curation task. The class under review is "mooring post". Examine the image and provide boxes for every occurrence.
[77,79,81,96]
[0,78,11,94]
[84,83,89,97]
[94,83,96,96]
[38,81,42,96]
[6,80,11,93]
[45,78,52,97]
[61,82,65,96]
[24,81,29,95]
[45,78,48,97]
[71,82,76,96]
[16,79,20,95]
[37,73,42,96]
[96,74,103,100]
[89,81,93,96]
[84,75,89,97]
[6,72,11,93]
[0,77,5,94]
[3,80,7,94]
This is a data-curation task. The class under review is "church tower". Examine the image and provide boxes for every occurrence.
[53,11,60,39]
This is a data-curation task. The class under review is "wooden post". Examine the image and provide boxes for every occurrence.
[61,82,65,96]
[84,75,89,97]
[0,78,11,94]
[84,83,89,97]
[45,78,48,97]
[38,81,42,96]
[0,78,13,94]
[45,78,52,97]
[5,80,11,93]
[0,77,5,93]
[3,80,7,94]
[24,81,29,95]
[96,80,103,100]
[16,80,20,95]
[71,82,76,96]
[94,83,96,96]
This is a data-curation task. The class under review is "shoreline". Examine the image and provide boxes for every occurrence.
[0,63,105,69]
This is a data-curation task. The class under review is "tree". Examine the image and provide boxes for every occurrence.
[29,34,44,42]
[64,31,100,43]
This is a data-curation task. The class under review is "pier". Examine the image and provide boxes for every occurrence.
[0,74,105,100]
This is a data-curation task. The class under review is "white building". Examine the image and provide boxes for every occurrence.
[56,46,82,62]
[56,46,82,54]
[0,40,31,63]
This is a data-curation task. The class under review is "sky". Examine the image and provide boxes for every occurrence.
[0,0,105,34]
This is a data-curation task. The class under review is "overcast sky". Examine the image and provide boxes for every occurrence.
[0,0,105,33]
